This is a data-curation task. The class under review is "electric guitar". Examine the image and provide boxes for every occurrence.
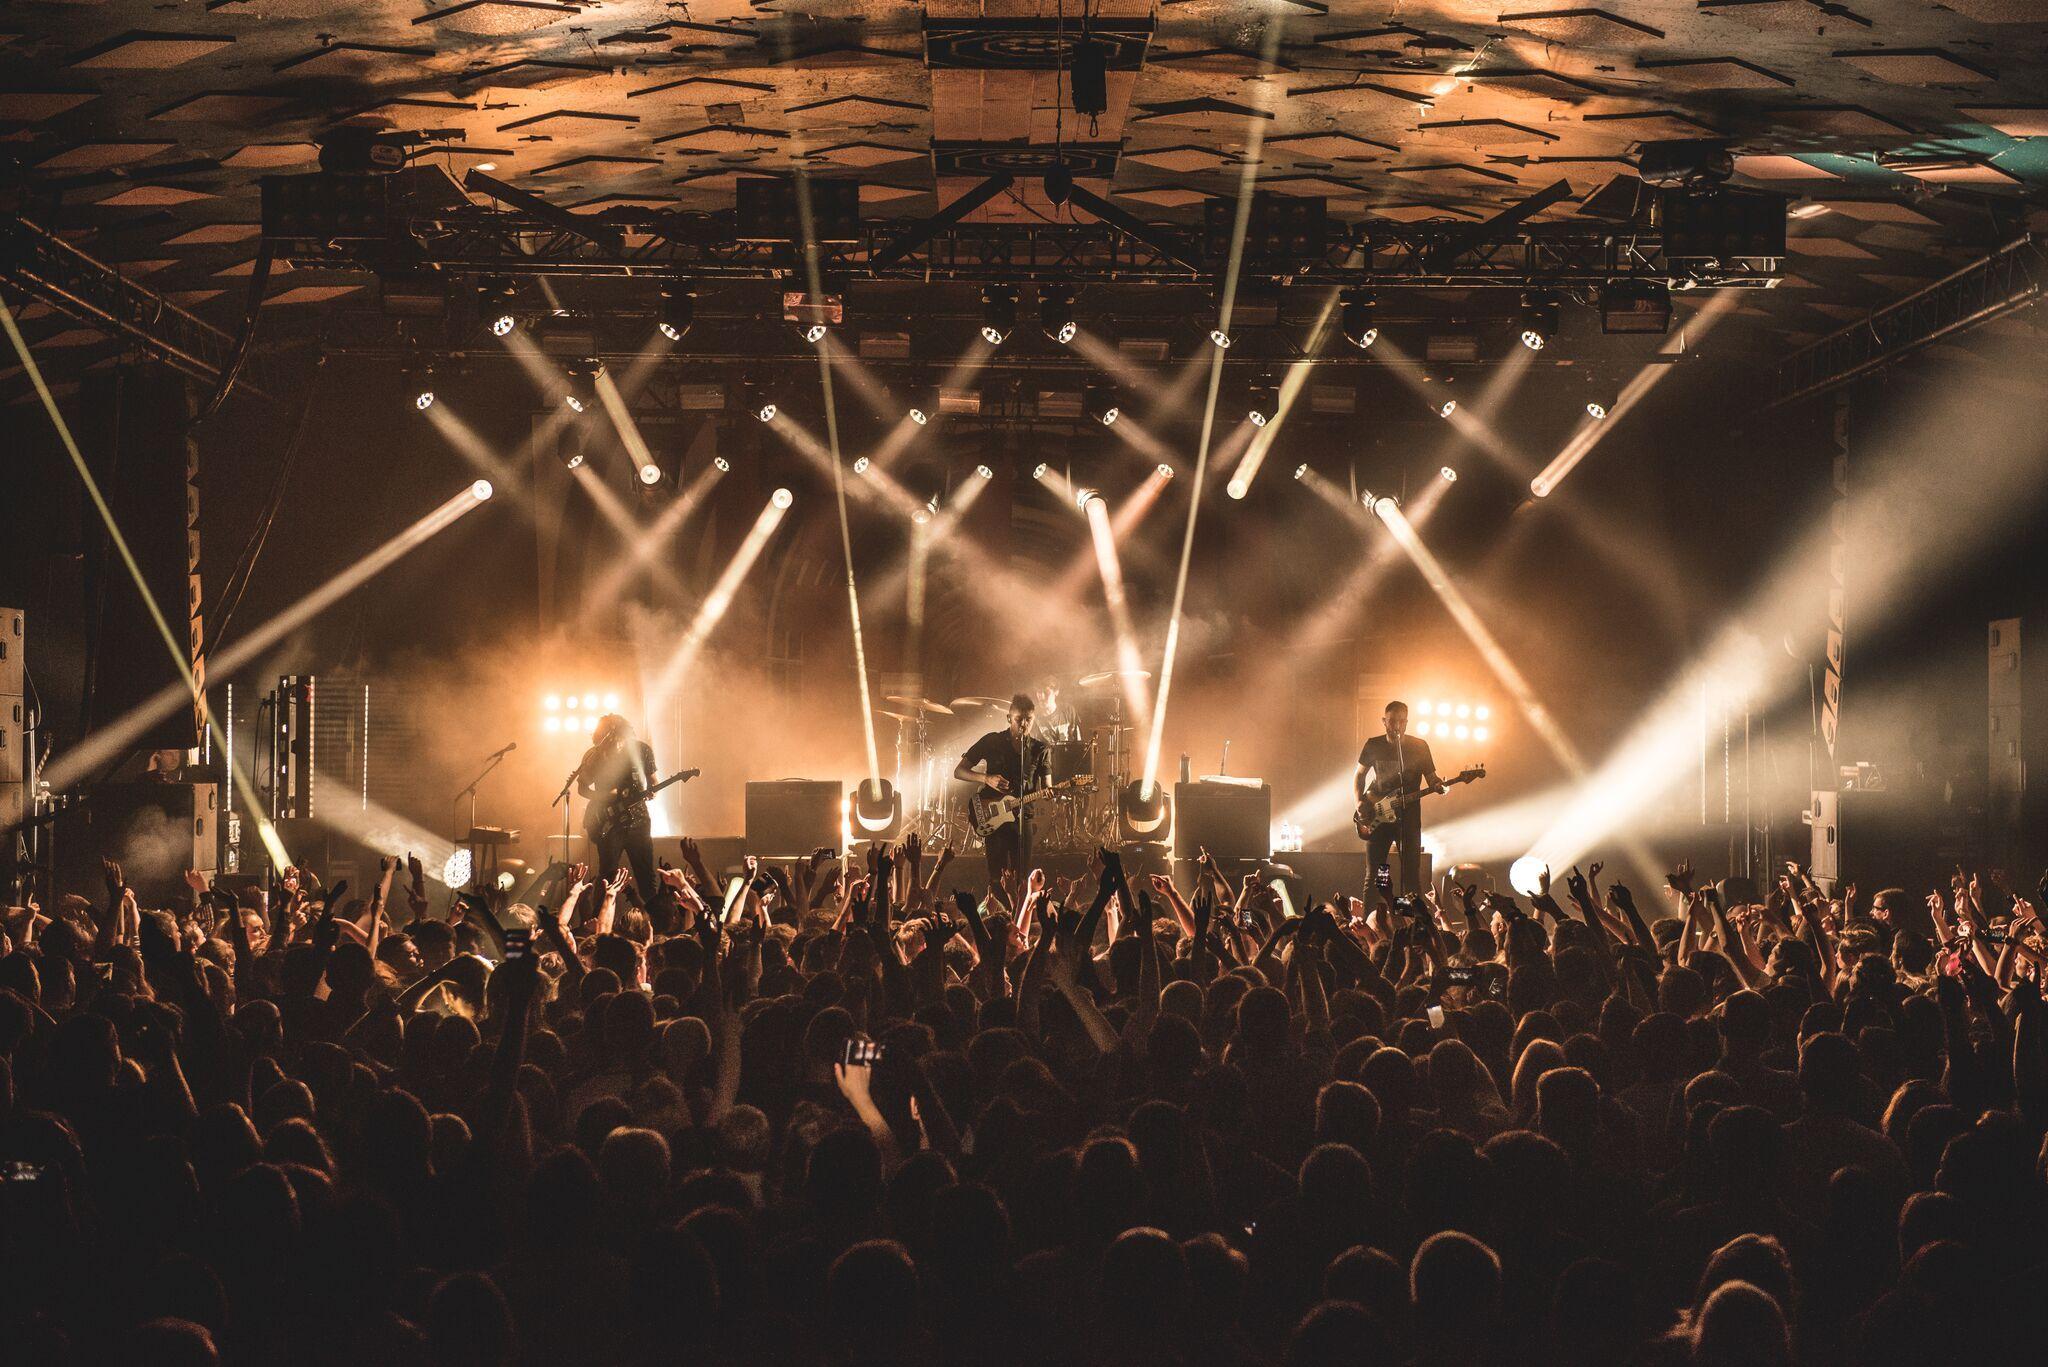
[586,768,699,842]
[967,776,1085,837]
[1353,765,1485,838]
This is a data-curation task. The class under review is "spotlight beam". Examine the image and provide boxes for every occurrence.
[1083,494,1156,726]
[647,491,792,697]
[789,161,883,792]
[1142,17,1285,798]
[4,293,290,869]
[580,460,725,607]
[1532,291,1736,498]
[43,484,492,792]
[1228,284,1342,499]
[1371,496,1588,778]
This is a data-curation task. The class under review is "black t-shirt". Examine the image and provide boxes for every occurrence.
[961,729,1049,795]
[579,738,658,833]
[1357,732,1437,793]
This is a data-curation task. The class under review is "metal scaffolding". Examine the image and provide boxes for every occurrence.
[0,215,263,392]
[1774,233,2048,406]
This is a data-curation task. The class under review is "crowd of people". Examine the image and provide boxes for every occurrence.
[2,835,2045,1366]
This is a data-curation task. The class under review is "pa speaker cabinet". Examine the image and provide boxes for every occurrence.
[745,780,842,858]
[57,782,217,903]
[1172,781,1271,861]
[0,607,21,696]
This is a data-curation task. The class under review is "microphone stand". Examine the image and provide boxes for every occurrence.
[554,763,582,867]
[452,744,514,841]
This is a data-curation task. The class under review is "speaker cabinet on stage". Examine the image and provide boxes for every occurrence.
[1172,781,1271,861]
[745,781,842,857]
[57,782,217,903]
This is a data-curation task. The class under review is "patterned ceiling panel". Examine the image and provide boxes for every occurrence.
[0,0,2044,350]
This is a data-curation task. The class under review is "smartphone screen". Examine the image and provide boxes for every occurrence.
[1374,864,1393,895]
[1426,1005,1446,1029]
[840,1038,883,1067]
[503,928,532,961]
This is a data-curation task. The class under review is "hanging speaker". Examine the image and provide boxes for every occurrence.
[1071,38,1108,117]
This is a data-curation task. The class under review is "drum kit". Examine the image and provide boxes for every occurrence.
[872,666,1153,853]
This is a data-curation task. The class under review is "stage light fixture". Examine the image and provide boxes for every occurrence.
[1208,327,1232,350]
[1157,463,1175,479]
[1117,780,1172,843]
[1414,722,1431,738]
[912,505,932,525]
[1032,462,1050,480]
[1586,401,1609,420]
[604,693,619,709]
[975,463,995,480]
[565,695,580,711]
[1440,465,1458,482]
[1227,479,1249,500]
[1439,400,1457,418]
[471,479,494,501]
[1518,293,1559,352]
[442,849,473,890]
[1509,856,1546,898]
[1042,287,1078,344]
[1075,486,1101,510]
[563,357,602,414]
[771,487,793,509]
[545,694,560,710]
[408,365,436,412]
[1359,488,1377,507]
[1084,383,1120,426]
[852,778,903,838]
[798,321,828,344]
[980,286,1018,346]
[563,434,587,470]
[543,715,562,733]
[714,456,731,472]
[1340,290,1379,349]
[479,279,519,337]
[1475,726,1490,742]
[1293,463,1308,480]
[583,694,597,712]
[1417,702,1433,716]
[1247,377,1281,427]
[853,455,871,474]
[657,287,693,342]
[1477,706,1491,719]
[638,462,662,486]
[909,404,931,426]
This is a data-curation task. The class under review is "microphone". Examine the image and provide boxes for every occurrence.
[487,741,518,759]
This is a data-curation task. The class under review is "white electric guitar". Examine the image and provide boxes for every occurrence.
[967,777,1085,836]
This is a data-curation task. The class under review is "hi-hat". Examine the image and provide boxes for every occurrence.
[1078,668,1152,687]
[873,708,917,723]
[882,695,953,715]
[949,696,1008,710]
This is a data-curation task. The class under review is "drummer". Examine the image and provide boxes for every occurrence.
[1036,673,1080,741]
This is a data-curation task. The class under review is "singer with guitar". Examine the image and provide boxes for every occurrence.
[1355,700,1444,900]
[954,692,1051,890]
[576,714,692,908]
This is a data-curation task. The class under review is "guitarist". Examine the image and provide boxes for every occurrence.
[576,714,661,906]
[1356,700,1441,900]
[954,693,1050,890]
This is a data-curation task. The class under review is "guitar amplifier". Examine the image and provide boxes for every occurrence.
[1172,780,1271,861]
[745,780,842,857]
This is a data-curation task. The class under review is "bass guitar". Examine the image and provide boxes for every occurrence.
[1353,765,1485,838]
[587,768,700,842]
[967,776,1085,837]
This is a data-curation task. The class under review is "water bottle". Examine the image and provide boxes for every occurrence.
[1178,753,1191,785]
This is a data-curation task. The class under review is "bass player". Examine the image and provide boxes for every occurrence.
[1355,700,1441,899]
[577,714,661,907]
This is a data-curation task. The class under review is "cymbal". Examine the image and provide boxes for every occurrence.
[883,694,953,715]
[949,696,1008,710]
[874,708,916,723]
[1078,668,1152,687]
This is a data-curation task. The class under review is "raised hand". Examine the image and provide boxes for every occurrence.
[1667,860,1695,896]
